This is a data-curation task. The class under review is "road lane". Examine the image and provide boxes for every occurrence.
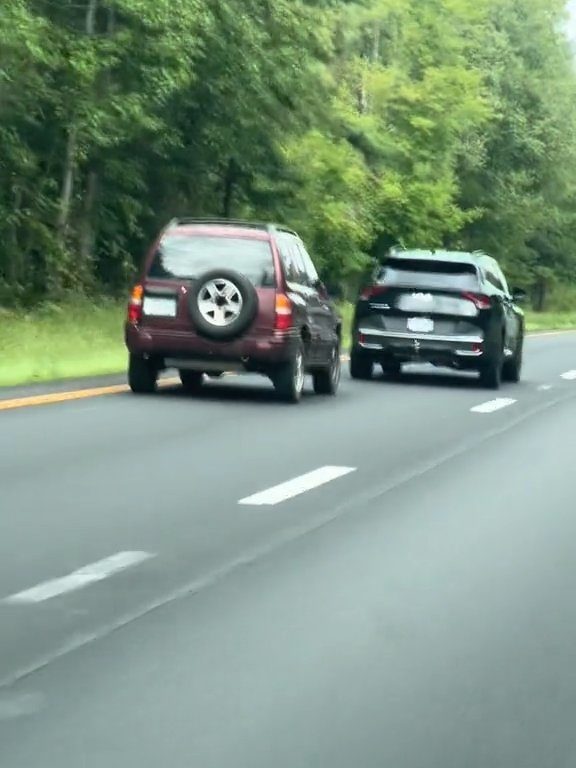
[0,333,574,694]
[1,362,576,766]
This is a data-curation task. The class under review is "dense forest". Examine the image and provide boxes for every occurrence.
[1,0,576,308]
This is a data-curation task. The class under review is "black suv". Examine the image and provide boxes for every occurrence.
[350,249,525,389]
[125,218,342,402]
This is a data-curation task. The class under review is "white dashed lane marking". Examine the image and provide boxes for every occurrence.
[3,551,155,605]
[537,384,553,391]
[470,398,517,414]
[560,370,576,381]
[239,466,357,506]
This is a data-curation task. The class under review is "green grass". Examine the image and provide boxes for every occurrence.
[338,302,354,350]
[0,299,575,388]
[524,310,576,333]
[0,300,126,387]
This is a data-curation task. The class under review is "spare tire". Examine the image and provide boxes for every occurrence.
[189,269,259,341]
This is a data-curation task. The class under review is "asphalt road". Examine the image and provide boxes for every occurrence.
[0,332,575,767]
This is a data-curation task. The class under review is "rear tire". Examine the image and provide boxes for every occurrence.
[128,354,158,394]
[312,344,341,396]
[502,335,523,383]
[179,370,204,393]
[479,346,503,390]
[273,345,305,403]
[350,349,373,380]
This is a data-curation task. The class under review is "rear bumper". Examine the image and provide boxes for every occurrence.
[125,324,297,370]
[356,327,485,367]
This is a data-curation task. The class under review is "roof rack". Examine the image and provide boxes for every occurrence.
[165,217,297,236]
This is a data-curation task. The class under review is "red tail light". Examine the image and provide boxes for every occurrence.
[462,292,491,310]
[360,285,387,301]
[274,292,293,331]
[127,284,144,324]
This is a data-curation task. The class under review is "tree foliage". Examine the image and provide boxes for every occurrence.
[1,0,575,306]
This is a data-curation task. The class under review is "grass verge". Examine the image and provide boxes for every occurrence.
[0,300,126,387]
[524,310,576,333]
[0,300,574,388]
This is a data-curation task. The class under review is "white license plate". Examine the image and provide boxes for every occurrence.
[143,296,177,318]
[407,317,434,333]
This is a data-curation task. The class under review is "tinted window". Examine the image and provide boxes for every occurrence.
[148,235,275,286]
[276,234,307,284]
[485,269,504,291]
[494,263,509,294]
[377,259,480,292]
[297,242,320,284]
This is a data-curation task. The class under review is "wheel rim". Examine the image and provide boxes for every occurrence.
[197,278,243,327]
[294,351,304,394]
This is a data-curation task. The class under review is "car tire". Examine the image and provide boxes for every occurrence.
[179,370,204,393]
[502,334,523,383]
[479,344,503,390]
[273,344,305,403]
[312,343,341,396]
[128,354,158,394]
[349,349,373,380]
[188,269,258,341]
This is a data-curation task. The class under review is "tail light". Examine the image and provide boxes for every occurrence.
[127,284,144,324]
[274,292,293,331]
[462,292,491,310]
[360,285,387,301]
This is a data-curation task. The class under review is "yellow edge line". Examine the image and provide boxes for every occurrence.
[0,377,180,412]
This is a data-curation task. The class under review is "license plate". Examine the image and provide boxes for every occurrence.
[143,296,177,318]
[407,317,434,333]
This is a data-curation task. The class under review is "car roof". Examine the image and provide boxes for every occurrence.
[387,249,485,266]
[163,218,297,241]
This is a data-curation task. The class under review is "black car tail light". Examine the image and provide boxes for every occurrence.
[360,285,387,301]
[462,292,492,310]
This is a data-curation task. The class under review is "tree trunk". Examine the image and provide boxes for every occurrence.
[86,0,98,35]
[79,168,98,270]
[221,158,238,218]
[57,126,77,247]
[533,278,547,311]
[372,22,380,63]
[7,185,23,287]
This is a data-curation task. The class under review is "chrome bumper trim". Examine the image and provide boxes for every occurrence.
[358,329,483,344]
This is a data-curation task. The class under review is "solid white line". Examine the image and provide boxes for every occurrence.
[470,398,517,414]
[4,551,154,605]
[239,466,357,506]
[560,370,576,380]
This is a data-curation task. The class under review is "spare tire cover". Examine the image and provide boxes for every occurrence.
[188,268,259,341]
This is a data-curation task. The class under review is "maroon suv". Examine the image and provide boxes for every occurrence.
[125,218,342,402]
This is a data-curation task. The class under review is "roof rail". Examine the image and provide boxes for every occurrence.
[165,217,297,236]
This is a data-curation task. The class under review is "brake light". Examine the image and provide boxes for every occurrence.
[462,292,491,310]
[274,292,293,331]
[127,284,144,324]
[360,285,387,301]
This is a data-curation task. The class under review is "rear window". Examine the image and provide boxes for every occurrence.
[377,258,479,292]
[148,235,276,287]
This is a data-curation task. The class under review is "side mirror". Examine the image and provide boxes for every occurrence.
[511,287,527,304]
